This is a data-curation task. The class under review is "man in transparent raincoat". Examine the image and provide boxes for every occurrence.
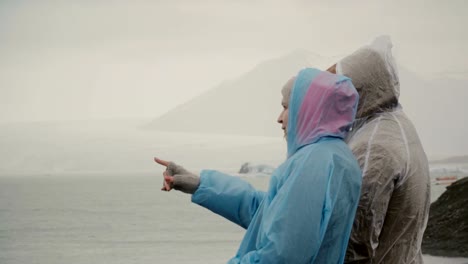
[328,36,431,264]
[155,68,362,263]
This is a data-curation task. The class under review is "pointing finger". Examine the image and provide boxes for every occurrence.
[154,157,170,167]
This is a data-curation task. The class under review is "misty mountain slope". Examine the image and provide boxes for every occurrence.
[146,50,338,136]
[148,51,468,157]
[2,52,466,174]
[398,68,468,157]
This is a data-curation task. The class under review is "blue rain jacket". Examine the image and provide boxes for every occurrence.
[192,68,362,263]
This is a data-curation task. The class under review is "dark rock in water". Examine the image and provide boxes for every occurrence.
[422,177,468,257]
[239,162,251,174]
[238,162,275,175]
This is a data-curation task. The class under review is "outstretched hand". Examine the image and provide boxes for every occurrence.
[154,157,200,194]
[154,157,175,191]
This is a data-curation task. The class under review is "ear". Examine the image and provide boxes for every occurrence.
[326,64,337,74]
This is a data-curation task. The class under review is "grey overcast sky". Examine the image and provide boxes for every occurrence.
[1,0,467,123]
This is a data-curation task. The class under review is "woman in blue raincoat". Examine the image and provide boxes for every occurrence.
[155,68,362,263]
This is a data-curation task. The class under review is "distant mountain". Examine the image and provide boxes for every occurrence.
[146,50,468,158]
[1,51,466,174]
[145,50,338,137]
[397,67,468,158]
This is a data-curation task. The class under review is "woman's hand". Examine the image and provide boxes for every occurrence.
[154,157,175,191]
[154,157,200,194]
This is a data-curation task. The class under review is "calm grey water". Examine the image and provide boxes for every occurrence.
[0,174,466,264]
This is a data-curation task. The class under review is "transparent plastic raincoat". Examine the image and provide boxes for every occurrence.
[191,68,362,263]
[337,37,431,264]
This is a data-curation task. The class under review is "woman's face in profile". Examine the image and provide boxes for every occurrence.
[277,77,294,137]
[277,94,289,137]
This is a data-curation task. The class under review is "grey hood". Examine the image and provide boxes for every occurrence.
[337,36,400,119]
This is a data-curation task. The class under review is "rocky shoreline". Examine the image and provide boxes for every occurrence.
[422,177,468,257]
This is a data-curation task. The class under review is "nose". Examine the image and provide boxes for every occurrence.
[277,111,283,124]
